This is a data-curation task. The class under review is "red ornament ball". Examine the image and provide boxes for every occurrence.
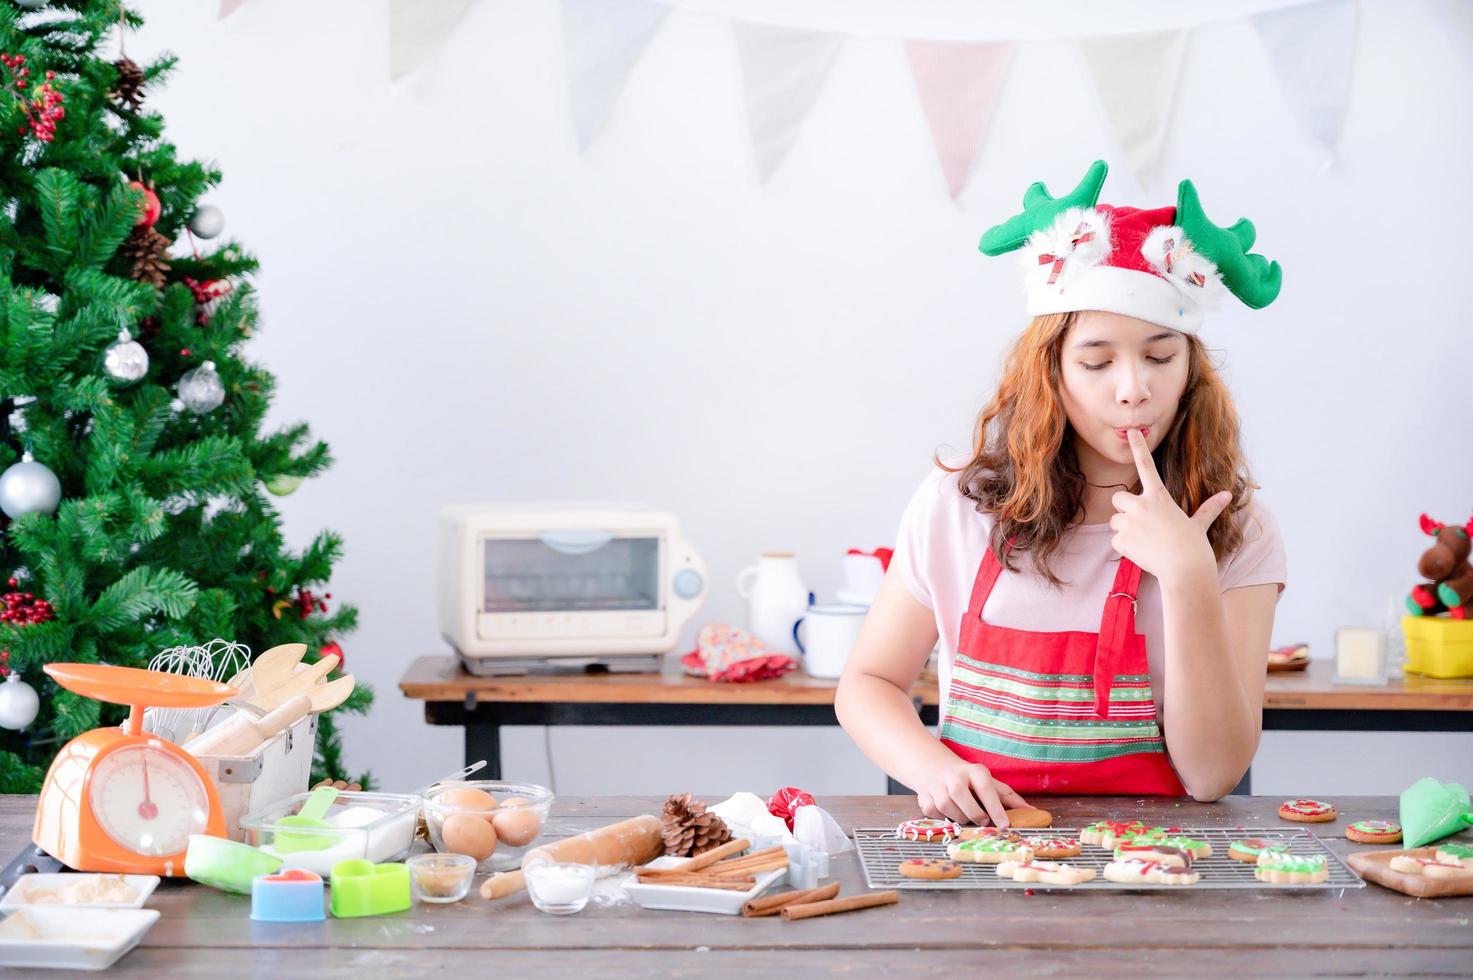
[128,180,161,227]
[320,641,344,670]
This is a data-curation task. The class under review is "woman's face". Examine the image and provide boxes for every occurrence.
[1058,310,1190,471]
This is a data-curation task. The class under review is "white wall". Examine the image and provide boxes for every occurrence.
[132,0,1473,798]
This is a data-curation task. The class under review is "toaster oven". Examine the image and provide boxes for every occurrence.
[436,503,707,674]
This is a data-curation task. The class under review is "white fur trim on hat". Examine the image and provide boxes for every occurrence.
[1020,207,1112,292]
[1026,264,1206,333]
[1141,225,1226,309]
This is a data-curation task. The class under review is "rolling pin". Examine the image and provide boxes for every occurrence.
[181,695,312,758]
[480,814,663,900]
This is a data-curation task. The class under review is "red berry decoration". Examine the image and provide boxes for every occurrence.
[1,586,54,626]
[128,180,161,226]
[2,53,64,142]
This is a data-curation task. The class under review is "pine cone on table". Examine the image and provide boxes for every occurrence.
[660,792,733,857]
[111,57,146,111]
[121,225,170,288]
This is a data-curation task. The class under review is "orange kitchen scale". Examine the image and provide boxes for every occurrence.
[32,663,237,876]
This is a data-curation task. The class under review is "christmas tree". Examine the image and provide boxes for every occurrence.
[0,0,371,791]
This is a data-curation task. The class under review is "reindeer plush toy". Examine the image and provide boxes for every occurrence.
[1407,513,1473,619]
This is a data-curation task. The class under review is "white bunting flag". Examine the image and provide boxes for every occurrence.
[1077,29,1189,190]
[1251,0,1358,162]
[731,22,843,181]
[562,0,669,150]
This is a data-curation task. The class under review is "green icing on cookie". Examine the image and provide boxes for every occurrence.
[1348,820,1400,834]
[1438,842,1473,859]
[1256,849,1326,873]
[953,836,1025,853]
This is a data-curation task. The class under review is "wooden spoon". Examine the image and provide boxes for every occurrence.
[226,643,308,697]
[247,653,339,711]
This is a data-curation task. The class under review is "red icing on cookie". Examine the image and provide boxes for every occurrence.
[1281,799,1334,816]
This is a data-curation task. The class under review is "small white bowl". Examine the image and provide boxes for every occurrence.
[0,874,159,911]
[0,907,160,971]
[621,855,786,915]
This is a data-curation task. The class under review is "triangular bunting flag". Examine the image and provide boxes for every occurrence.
[218,0,247,19]
[562,0,669,151]
[904,40,1014,199]
[390,0,474,81]
[1251,0,1358,161]
[731,22,843,181]
[1077,29,1189,190]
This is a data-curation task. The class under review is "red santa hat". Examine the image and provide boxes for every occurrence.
[979,160,1282,333]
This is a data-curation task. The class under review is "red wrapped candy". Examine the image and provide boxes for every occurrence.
[768,786,817,830]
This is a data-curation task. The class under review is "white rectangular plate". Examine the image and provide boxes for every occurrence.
[622,855,785,915]
[0,907,160,971]
[0,874,160,911]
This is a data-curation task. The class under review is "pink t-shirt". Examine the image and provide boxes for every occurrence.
[894,457,1287,713]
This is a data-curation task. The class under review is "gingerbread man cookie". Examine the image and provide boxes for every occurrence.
[1278,799,1337,823]
[1102,858,1200,885]
[897,857,965,880]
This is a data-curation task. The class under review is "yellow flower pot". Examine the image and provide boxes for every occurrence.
[1402,615,1473,678]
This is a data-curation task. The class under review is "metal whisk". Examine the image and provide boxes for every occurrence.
[142,639,252,743]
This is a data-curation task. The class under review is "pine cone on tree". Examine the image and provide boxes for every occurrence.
[660,792,733,857]
[121,224,170,287]
[111,57,146,111]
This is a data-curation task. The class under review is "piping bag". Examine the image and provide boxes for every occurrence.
[480,814,663,900]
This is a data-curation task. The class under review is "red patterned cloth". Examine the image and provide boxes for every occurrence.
[767,786,817,831]
[681,623,796,683]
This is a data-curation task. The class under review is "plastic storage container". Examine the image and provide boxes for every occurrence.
[239,791,421,878]
[1402,615,1473,678]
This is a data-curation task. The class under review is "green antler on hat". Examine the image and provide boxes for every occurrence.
[978,159,1109,256]
[1174,180,1282,310]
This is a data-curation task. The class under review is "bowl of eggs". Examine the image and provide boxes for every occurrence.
[421,780,554,871]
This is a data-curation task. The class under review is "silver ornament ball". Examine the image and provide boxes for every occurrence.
[189,204,226,239]
[0,452,61,519]
[14,0,47,10]
[104,329,149,383]
[178,360,225,414]
[0,673,40,731]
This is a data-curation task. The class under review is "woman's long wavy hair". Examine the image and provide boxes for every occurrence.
[939,311,1256,586]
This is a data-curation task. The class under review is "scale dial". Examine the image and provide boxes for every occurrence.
[87,743,210,856]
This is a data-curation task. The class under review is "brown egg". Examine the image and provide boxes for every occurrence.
[441,812,498,860]
[491,805,544,848]
[442,787,498,817]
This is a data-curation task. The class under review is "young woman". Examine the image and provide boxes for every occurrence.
[836,161,1286,826]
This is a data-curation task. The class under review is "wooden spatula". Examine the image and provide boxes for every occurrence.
[247,653,339,712]
[226,643,308,697]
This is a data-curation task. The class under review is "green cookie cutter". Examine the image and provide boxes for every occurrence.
[184,834,284,895]
[329,859,411,918]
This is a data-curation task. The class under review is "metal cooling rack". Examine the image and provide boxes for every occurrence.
[853,826,1365,892]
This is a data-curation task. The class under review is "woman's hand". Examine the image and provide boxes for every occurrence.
[913,757,1029,827]
[1109,428,1231,582]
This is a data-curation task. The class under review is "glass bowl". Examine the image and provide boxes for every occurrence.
[524,860,594,915]
[407,853,477,904]
[420,780,554,871]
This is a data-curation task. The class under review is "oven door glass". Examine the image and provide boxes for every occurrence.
[482,532,659,613]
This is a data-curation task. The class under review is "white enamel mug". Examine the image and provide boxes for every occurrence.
[792,602,868,679]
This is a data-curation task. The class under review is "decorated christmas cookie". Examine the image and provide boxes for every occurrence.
[1081,820,1155,849]
[1103,858,1200,885]
[1112,844,1190,868]
[898,857,965,880]
[1020,836,1082,859]
[947,837,1033,864]
[956,825,1024,843]
[1345,819,1402,844]
[1278,799,1337,823]
[1388,854,1473,879]
[1255,849,1329,883]
[1227,838,1281,864]
[896,818,961,843]
[1123,832,1212,859]
[996,859,1096,885]
[1435,843,1473,869]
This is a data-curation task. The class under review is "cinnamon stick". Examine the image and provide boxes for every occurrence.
[636,837,750,875]
[636,873,754,891]
[780,890,898,921]
[742,882,840,917]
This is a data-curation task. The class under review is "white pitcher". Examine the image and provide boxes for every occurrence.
[736,552,809,657]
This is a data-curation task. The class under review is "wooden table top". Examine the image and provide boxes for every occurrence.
[1,793,1466,975]
[400,655,1473,711]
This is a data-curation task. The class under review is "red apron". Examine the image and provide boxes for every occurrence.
[937,543,1186,795]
